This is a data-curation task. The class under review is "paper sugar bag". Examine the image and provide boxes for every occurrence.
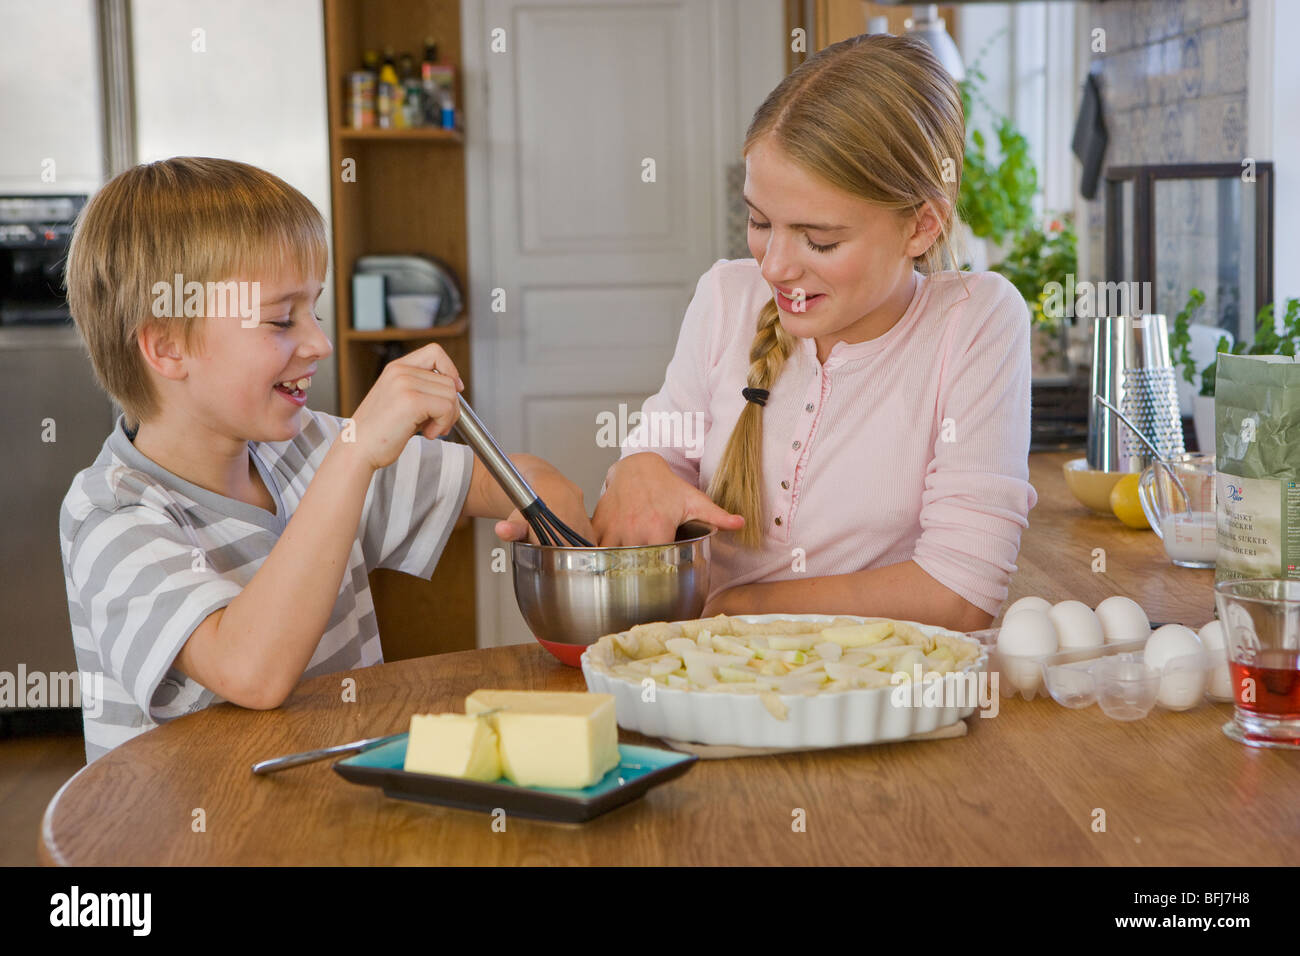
[1215,353,1300,582]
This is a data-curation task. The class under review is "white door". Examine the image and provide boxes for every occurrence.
[462,0,782,647]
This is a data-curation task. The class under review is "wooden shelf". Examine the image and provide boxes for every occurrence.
[324,0,476,660]
[340,316,468,342]
[337,126,463,144]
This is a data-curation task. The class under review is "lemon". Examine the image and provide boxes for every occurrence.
[1109,474,1150,529]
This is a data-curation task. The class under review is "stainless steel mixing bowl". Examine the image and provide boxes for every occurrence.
[511,521,715,665]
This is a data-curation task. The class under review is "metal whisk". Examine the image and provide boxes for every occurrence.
[452,396,593,547]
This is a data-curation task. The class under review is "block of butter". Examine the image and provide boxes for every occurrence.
[464,690,619,789]
[403,713,502,781]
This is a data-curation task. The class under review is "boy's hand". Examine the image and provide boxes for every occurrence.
[493,460,595,545]
[593,452,743,546]
[348,343,465,471]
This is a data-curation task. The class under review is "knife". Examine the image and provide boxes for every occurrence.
[251,733,406,775]
[251,708,503,775]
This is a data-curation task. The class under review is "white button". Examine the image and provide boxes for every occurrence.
[792,440,801,450]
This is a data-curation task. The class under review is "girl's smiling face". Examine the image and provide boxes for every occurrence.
[744,136,943,359]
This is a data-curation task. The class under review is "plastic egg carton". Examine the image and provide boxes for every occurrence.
[968,628,1057,702]
[973,627,1233,718]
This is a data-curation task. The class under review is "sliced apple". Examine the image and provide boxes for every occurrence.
[924,646,958,672]
[710,634,757,658]
[819,621,894,647]
[665,637,697,657]
[717,665,758,683]
[767,635,814,651]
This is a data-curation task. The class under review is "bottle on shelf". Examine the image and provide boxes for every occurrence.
[440,89,455,131]
[398,51,416,81]
[420,36,457,130]
[348,70,376,129]
[421,37,439,127]
[403,76,424,128]
[378,48,403,129]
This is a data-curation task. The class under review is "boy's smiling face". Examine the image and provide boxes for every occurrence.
[148,270,332,445]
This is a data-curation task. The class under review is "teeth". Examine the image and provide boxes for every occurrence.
[295,377,311,390]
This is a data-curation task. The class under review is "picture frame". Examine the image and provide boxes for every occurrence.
[1104,162,1274,344]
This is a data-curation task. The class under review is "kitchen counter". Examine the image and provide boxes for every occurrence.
[39,451,1300,865]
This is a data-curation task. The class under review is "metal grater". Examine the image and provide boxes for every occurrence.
[1088,314,1186,473]
[1120,365,1186,465]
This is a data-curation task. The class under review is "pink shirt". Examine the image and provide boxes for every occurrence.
[620,258,1039,617]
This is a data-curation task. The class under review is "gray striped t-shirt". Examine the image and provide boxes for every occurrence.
[59,409,474,764]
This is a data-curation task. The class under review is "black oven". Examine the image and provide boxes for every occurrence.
[0,194,86,325]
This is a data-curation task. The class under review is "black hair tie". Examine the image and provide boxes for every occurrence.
[742,387,770,407]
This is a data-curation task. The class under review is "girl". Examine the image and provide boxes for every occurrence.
[591,33,1038,633]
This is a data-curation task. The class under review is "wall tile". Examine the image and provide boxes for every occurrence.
[1217,19,1248,96]
[1180,0,1206,35]
[1104,49,1136,111]
[1107,108,1133,165]
[1179,33,1203,100]
[1219,97,1247,159]
[1198,0,1247,28]
[1085,0,1250,298]
[1159,102,1189,163]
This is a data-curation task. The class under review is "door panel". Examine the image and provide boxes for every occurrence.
[464,0,767,647]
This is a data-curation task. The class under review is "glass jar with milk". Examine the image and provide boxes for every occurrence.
[1138,453,1217,568]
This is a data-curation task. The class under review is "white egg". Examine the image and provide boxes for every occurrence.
[1005,596,1053,620]
[1049,601,1106,651]
[1145,624,1207,709]
[1094,596,1151,644]
[1197,620,1233,701]
[996,610,1059,694]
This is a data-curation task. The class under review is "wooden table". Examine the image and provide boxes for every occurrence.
[40,451,1300,865]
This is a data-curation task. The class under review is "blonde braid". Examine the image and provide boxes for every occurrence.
[707,299,797,548]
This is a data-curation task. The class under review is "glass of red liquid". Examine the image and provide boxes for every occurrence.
[1213,578,1300,749]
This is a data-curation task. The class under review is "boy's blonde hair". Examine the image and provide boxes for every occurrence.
[707,33,966,548]
[65,156,328,430]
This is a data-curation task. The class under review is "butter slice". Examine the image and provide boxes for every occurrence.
[404,713,502,781]
[464,690,618,789]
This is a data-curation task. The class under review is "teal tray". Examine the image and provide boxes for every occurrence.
[334,736,696,823]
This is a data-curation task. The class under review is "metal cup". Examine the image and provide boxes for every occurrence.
[1088,314,1186,472]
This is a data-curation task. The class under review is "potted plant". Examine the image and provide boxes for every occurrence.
[956,50,1038,269]
[1170,289,1300,452]
[992,214,1078,374]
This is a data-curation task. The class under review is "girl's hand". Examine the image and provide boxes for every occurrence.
[347,343,465,472]
[592,452,744,546]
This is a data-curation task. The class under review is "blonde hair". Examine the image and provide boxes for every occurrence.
[707,33,966,547]
[64,157,328,430]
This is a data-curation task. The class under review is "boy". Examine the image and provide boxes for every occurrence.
[60,157,591,763]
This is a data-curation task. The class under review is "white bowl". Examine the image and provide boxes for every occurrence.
[387,293,441,329]
[581,613,988,749]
